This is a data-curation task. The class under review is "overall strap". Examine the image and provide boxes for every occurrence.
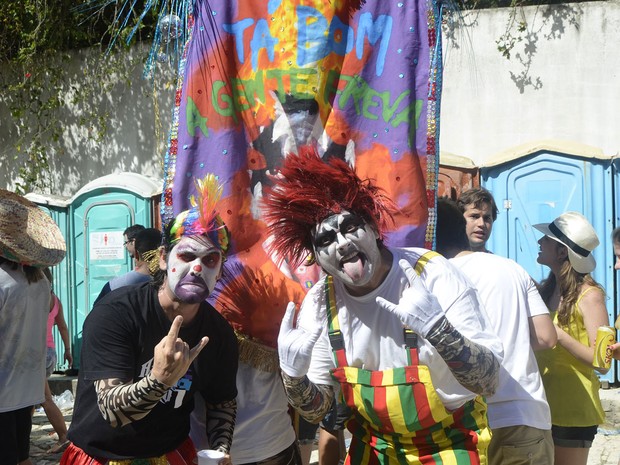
[326,251,440,368]
[325,275,348,368]
[405,251,440,364]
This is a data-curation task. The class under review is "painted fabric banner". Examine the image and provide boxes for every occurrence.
[161,0,443,351]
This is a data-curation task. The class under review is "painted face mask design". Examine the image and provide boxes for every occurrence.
[166,236,223,303]
[311,210,381,289]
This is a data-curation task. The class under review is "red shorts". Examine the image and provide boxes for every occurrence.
[60,437,197,465]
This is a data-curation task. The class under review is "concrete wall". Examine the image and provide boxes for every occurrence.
[0,44,174,196]
[440,0,620,164]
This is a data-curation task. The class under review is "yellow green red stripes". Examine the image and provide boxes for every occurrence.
[323,254,489,464]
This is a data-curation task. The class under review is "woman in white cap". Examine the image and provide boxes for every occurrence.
[534,211,608,465]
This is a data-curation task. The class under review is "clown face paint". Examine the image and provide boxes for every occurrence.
[166,236,223,304]
[311,211,382,293]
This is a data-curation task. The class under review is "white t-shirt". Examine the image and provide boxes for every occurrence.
[0,263,50,412]
[450,252,551,430]
[299,247,504,412]
[190,362,296,463]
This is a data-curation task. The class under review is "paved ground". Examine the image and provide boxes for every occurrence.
[29,383,620,465]
[30,407,71,465]
[591,387,620,465]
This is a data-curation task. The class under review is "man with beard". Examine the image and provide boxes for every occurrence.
[62,175,238,465]
[261,149,504,465]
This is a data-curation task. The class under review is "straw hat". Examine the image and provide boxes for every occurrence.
[533,211,599,274]
[0,189,66,267]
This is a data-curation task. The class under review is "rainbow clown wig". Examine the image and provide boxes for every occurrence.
[164,174,230,254]
[262,147,395,268]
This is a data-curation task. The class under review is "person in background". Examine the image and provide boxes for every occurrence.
[609,227,620,359]
[123,224,145,262]
[0,189,66,465]
[62,175,238,465]
[262,149,503,465]
[94,227,162,305]
[191,358,302,465]
[457,187,498,253]
[294,402,347,465]
[40,268,73,455]
[316,405,347,465]
[613,227,620,273]
[436,198,557,465]
[534,211,609,465]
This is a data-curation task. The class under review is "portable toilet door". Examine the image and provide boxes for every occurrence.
[68,173,161,369]
[25,193,73,373]
[481,140,615,384]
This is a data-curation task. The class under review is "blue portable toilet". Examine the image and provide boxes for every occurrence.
[24,193,73,372]
[68,173,162,369]
[481,140,616,384]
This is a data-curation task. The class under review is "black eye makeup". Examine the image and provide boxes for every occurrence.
[312,213,365,249]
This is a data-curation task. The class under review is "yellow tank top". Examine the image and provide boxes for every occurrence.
[536,287,605,427]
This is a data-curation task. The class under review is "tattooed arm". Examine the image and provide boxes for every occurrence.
[93,315,210,428]
[94,374,169,428]
[426,317,499,396]
[281,373,334,424]
[376,258,500,397]
[205,399,237,453]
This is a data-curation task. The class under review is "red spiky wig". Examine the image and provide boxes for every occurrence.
[262,147,396,268]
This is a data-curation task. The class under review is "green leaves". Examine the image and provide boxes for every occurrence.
[0,0,157,194]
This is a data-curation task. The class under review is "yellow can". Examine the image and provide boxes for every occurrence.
[593,326,616,370]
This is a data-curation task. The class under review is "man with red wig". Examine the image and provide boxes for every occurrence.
[262,150,504,465]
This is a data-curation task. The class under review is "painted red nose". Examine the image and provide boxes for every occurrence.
[193,264,203,272]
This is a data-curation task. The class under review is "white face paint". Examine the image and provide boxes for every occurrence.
[166,235,223,304]
[311,210,382,291]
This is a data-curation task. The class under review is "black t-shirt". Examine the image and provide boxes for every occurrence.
[68,282,238,459]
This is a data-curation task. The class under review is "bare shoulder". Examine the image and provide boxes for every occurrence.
[579,284,606,306]
[578,284,609,325]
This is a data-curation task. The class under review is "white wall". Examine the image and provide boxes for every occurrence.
[0,44,174,196]
[440,0,620,164]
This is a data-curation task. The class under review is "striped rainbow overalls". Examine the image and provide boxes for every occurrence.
[324,253,491,465]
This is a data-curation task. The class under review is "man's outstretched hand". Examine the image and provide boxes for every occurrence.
[152,315,209,387]
[278,302,322,378]
[376,259,444,337]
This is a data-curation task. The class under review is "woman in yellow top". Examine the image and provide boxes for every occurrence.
[534,211,609,465]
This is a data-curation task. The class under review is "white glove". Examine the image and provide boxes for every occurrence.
[376,259,444,337]
[278,302,323,378]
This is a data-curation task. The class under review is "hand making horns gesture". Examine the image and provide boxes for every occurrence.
[376,259,445,337]
[152,315,209,387]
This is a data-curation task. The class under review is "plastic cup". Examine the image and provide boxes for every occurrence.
[197,449,226,465]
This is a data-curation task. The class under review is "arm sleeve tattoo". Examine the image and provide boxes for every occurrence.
[94,373,169,428]
[205,399,237,453]
[281,373,334,424]
[426,317,500,397]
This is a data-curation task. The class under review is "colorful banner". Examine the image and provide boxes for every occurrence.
[161,0,443,349]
